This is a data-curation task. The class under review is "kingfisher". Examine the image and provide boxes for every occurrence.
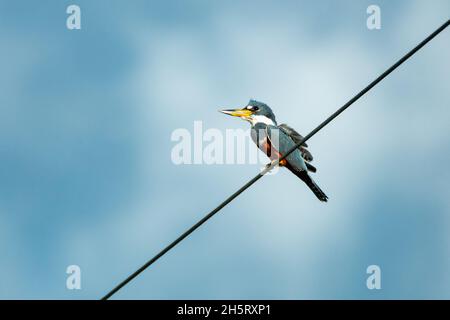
[220,100,328,202]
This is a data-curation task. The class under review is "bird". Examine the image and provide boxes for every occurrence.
[220,99,328,202]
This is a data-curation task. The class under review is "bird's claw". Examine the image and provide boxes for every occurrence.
[265,160,278,170]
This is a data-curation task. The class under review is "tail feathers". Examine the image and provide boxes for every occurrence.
[291,169,328,202]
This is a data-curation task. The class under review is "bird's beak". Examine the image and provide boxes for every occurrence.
[219,108,253,118]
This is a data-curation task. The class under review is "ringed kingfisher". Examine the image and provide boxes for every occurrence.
[220,100,328,202]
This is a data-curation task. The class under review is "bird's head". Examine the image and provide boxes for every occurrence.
[219,100,277,126]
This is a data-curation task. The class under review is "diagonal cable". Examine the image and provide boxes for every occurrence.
[102,19,449,300]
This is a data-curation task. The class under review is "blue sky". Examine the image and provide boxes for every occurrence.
[0,0,449,299]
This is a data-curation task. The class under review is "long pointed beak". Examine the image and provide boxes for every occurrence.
[219,108,253,117]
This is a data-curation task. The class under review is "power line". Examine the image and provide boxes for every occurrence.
[101,19,449,300]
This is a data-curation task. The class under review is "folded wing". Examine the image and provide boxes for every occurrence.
[279,123,314,162]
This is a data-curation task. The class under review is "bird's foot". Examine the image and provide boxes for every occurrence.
[261,160,280,175]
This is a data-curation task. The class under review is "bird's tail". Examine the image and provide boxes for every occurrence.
[290,168,328,202]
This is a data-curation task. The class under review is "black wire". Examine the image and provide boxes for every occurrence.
[101,19,449,300]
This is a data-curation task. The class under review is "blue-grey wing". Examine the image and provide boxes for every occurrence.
[279,123,313,162]
[266,125,307,171]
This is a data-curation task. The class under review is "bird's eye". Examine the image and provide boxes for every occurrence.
[253,106,259,111]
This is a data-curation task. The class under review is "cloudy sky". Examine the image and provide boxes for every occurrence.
[0,0,449,299]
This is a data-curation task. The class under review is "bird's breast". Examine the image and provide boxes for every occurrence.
[251,125,287,166]
[260,139,287,166]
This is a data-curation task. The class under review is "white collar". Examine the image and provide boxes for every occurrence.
[249,115,276,126]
